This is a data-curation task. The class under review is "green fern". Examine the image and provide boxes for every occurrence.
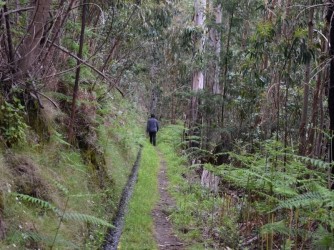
[274,191,332,211]
[12,193,113,228]
[184,147,213,161]
[62,212,113,227]
[13,193,57,212]
[290,154,331,169]
[52,180,69,195]
[260,220,290,236]
[312,225,334,248]
[50,131,71,146]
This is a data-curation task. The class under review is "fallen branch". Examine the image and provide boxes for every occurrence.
[48,40,124,97]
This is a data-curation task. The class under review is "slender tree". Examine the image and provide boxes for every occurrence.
[210,2,222,95]
[190,0,206,125]
[299,1,314,155]
[68,0,88,142]
[326,0,334,189]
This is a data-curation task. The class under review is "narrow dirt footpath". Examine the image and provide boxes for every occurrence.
[152,153,184,250]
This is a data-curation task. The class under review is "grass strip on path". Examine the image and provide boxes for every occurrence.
[119,142,160,250]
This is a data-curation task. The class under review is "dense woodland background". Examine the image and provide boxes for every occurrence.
[0,0,333,249]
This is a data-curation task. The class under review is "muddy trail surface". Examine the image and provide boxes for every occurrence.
[152,153,184,250]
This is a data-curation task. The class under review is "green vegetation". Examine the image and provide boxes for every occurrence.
[120,142,160,250]
[0,93,145,249]
[159,125,334,249]
[0,99,28,146]
[204,140,334,249]
[158,125,239,249]
[1,1,334,249]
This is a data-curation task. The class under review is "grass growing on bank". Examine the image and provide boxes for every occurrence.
[158,125,237,249]
[119,142,160,250]
[0,93,145,249]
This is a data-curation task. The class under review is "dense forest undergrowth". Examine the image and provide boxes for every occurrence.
[0,0,334,249]
[159,125,334,249]
[0,92,145,249]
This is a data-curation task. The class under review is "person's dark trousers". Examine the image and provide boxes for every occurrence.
[149,132,157,146]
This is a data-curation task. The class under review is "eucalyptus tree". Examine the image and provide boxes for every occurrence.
[190,0,206,130]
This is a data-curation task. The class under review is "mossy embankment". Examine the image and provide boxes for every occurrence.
[119,142,160,250]
[0,93,146,249]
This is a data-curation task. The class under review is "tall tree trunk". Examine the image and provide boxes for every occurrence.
[2,4,15,93]
[211,3,222,95]
[68,0,88,142]
[307,29,327,156]
[221,10,233,130]
[16,0,51,78]
[299,1,314,155]
[3,4,14,69]
[190,0,206,127]
[326,0,334,189]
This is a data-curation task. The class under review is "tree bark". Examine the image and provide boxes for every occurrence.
[326,0,334,189]
[299,1,314,155]
[16,0,51,78]
[211,3,222,95]
[3,4,15,69]
[40,0,76,79]
[68,0,88,142]
[307,23,328,156]
[221,10,233,130]
[190,0,206,127]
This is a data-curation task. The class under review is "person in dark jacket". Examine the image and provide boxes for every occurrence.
[147,114,159,146]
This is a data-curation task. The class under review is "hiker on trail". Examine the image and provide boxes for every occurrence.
[147,114,159,146]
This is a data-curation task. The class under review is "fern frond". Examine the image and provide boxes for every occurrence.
[52,180,69,195]
[312,225,334,248]
[185,147,213,159]
[273,186,298,197]
[291,155,330,169]
[13,193,57,211]
[253,190,280,203]
[62,212,113,228]
[50,131,71,146]
[274,192,323,211]
[243,168,273,184]
[260,220,289,236]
